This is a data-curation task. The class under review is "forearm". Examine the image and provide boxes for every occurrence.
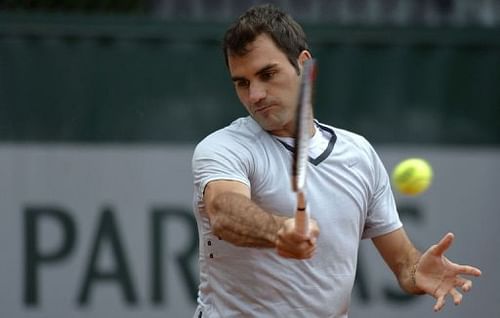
[397,248,426,295]
[209,192,286,248]
[373,229,426,295]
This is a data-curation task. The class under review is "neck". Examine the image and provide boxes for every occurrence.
[268,120,315,138]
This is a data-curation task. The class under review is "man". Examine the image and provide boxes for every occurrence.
[191,4,481,318]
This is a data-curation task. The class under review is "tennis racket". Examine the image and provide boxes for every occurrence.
[292,58,316,235]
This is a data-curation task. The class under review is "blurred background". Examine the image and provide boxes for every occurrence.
[0,0,499,317]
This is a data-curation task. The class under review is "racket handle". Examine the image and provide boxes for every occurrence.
[295,191,309,235]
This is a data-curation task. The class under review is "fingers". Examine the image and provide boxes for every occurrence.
[451,274,476,292]
[433,287,464,312]
[277,243,316,259]
[432,276,473,312]
[431,232,454,256]
[459,278,473,292]
[434,294,446,312]
[279,226,315,245]
[276,218,319,259]
[450,288,463,305]
[455,264,482,277]
[276,230,317,259]
[276,235,316,259]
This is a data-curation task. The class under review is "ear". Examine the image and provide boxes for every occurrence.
[298,50,312,66]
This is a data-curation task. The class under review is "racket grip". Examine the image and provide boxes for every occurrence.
[295,191,309,235]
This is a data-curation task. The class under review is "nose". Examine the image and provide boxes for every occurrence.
[248,82,266,104]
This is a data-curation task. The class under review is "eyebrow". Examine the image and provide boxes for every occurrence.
[231,63,279,82]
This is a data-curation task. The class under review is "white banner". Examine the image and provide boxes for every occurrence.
[0,144,498,317]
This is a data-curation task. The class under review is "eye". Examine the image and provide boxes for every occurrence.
[261,71,276,81]
[235,79,249,88]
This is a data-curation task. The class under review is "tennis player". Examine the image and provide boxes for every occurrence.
[192,4,481,318]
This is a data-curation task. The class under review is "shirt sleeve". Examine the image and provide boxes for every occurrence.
[361,143,402,239]
[192,133,252,198]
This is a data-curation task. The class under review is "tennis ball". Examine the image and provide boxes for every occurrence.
[392,158,433,196]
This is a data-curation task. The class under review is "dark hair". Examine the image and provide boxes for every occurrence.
[222,4,309,74]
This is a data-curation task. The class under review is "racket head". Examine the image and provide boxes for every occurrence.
[292,58,316,192]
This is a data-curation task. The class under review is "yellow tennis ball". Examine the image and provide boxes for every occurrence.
[392,158,433,196]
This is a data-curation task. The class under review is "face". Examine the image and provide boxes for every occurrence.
[227,34,310,137]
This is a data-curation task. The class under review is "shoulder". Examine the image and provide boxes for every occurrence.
[318,122,374,155]
[317,122,383,174]
[336,127,374,153]
[193,116,269,159]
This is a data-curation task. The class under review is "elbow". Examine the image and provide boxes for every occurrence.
[209,209,223,237]
[211,218,225,239]
[207,193,229,237]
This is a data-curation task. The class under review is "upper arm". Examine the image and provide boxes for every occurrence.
[192,133,253,219]
[203,180,250,220]
[360,139,402,239]
[372,227,419,277]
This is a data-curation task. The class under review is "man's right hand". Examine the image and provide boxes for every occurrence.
[275,218,320,259]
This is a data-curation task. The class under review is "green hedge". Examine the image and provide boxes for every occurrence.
[1,13,499,144]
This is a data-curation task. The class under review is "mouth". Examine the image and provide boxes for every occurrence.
[254,104,276,114]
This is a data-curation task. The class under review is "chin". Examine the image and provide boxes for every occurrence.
[259,121,288,135]
[253,112,290,132]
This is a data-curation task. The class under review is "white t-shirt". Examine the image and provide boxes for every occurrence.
[192,116,402,318]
